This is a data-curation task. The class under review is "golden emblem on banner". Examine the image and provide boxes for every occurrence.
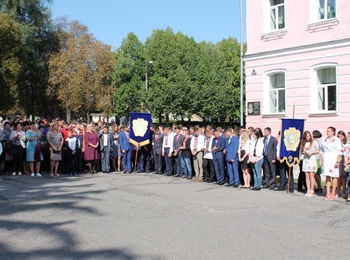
[132,118,148,137]
[283,127,301,152]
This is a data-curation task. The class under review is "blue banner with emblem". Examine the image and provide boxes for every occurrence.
[129,112,152,147]
[279,118,305,167]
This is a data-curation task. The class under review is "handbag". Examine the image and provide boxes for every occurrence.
[34,142,41,161]
[40,140,49,154]
[3,140,12,154]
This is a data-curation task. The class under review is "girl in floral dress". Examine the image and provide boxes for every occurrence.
[300,131,319,197]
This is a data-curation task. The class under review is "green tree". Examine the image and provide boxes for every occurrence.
[114,28,244,123]
[113,32,146,116]
[0,13,23,113]
[144,28,199,122]
[193,42,228,119]
[217,38,246,121]
[0,0,59,117]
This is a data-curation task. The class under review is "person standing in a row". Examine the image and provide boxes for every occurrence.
[212,129,225,185]
[99,125,113,173]
[320,126,342,200]
[249,128,264,190]
[152,127,164,174]
[262,127,278,189]
[224,128,240,187]
[84,124,99,174]
[10,123,26,176]
[300,131,319,197]
[47,121,63,176]
[26,122,42,177]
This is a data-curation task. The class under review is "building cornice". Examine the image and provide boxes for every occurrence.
[244,38,350,62]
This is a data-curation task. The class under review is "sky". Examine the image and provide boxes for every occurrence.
[50,0,246,50]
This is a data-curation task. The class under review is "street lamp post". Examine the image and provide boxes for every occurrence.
[239,0,244,127]
[145,60,153,91]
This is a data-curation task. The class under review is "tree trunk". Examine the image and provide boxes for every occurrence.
[166,113,169,123]
[66,107,71,123]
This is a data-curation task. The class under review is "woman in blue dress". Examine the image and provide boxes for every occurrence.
[26,122,43,177]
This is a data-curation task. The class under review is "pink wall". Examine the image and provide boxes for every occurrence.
[246,0,350,55]
[244,0,350,137]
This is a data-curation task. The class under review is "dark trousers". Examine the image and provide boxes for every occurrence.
[277,160,294,190]
[59,148,69,174]
[213,157,225,183]
[298,160,307,191]
[153,150,163,173]
[76,148,83,173]
[12,145,24,173]
[66,150,77,173]
[163,148,173,175]
[203,158,215,182]
[138,148,151,172]
[263,157,276,188]
[101,148,111,172]
[249,164,255,187]
[174,152,182,175]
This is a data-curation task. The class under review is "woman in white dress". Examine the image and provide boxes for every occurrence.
[300,131,319,197]
[320,127,342,201]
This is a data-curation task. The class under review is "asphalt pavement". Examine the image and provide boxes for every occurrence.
[0,172,349,260]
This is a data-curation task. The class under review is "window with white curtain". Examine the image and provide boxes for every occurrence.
[270,0,285,30]
[268,73,286,114]
[316,67,337,111]
[318,0,336,20]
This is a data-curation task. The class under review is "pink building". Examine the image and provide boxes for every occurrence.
[244,0,350,136]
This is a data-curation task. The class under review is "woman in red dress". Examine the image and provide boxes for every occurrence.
[84,124,99,173]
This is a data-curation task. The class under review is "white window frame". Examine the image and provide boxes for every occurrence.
[264,0,286,32]
[309,64,338,114]
[264,70,287,115]
[310,0,337,23]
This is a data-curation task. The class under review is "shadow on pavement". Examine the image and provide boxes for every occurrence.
[0,175,160,259]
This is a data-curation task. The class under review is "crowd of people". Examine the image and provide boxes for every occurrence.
[1,115,350,202]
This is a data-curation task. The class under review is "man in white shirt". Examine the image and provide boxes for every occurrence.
[202,130,215,183]
[99,125,113,173]
[162,127,174,176]
[191,127,205,181]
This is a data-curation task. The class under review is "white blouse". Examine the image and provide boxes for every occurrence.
[250,138,264,162]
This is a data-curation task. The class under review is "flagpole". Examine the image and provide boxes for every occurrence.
[287,102,296,193]
[134,148,138,173]
[133,105,144,173]
[239,0,244,126]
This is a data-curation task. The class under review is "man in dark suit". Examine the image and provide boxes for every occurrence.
[262,127,278,189]
[173,126,184,177]
[99,125,114,173]
[152,127,164,174]
[224,128,240,187]
[212,129,226,185]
